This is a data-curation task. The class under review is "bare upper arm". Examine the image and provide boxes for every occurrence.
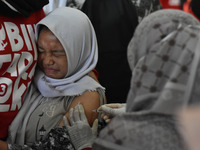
[59,90,100,126]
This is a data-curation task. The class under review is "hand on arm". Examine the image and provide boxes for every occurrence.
[64,104,97,150]
[59,90,100,126]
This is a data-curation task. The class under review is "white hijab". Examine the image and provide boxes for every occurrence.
[35,7,104,97]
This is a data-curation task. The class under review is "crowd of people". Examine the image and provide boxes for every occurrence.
[1,0,200,149]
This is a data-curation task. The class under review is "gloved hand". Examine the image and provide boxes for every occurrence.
[63,104,97,150]
[98,103,126,123]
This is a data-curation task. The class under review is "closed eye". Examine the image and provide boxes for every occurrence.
[52,50,66,57]
[38,45,45,53]
[37,45,66,57]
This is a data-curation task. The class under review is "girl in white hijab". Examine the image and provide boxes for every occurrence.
[1,7,105,150]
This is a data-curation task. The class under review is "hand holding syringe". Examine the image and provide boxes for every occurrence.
[93,103,126,123]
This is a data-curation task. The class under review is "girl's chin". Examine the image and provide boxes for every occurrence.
[45,72,56,78]
[45,73,63,79]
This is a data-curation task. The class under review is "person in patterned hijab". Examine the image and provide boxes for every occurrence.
[60,8,200,150]
[92,9,200,150]
[126,9,200,112]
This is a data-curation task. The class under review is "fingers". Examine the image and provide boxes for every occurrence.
[92,119,98,136]
[101,113,111,123]
[73,105,81,122]
[99,106,115,122]
[69,108,75,125]
[98,103,126,123]
[98,103,125,111]
[100,105,119,116]
[103,103,123,108]
[105,119,111,123]
[78,104,88,123]
[63,116,70,127]
[68,103,89,126]
[100,105,112,113]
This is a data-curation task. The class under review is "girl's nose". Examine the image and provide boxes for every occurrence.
[43,53,54,65]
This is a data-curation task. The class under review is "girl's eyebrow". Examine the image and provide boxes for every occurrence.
[37,45,65,53]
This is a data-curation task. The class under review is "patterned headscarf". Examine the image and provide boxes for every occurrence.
[127,9,199,71]
[93,9,200,150]
[126,9,200,113]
